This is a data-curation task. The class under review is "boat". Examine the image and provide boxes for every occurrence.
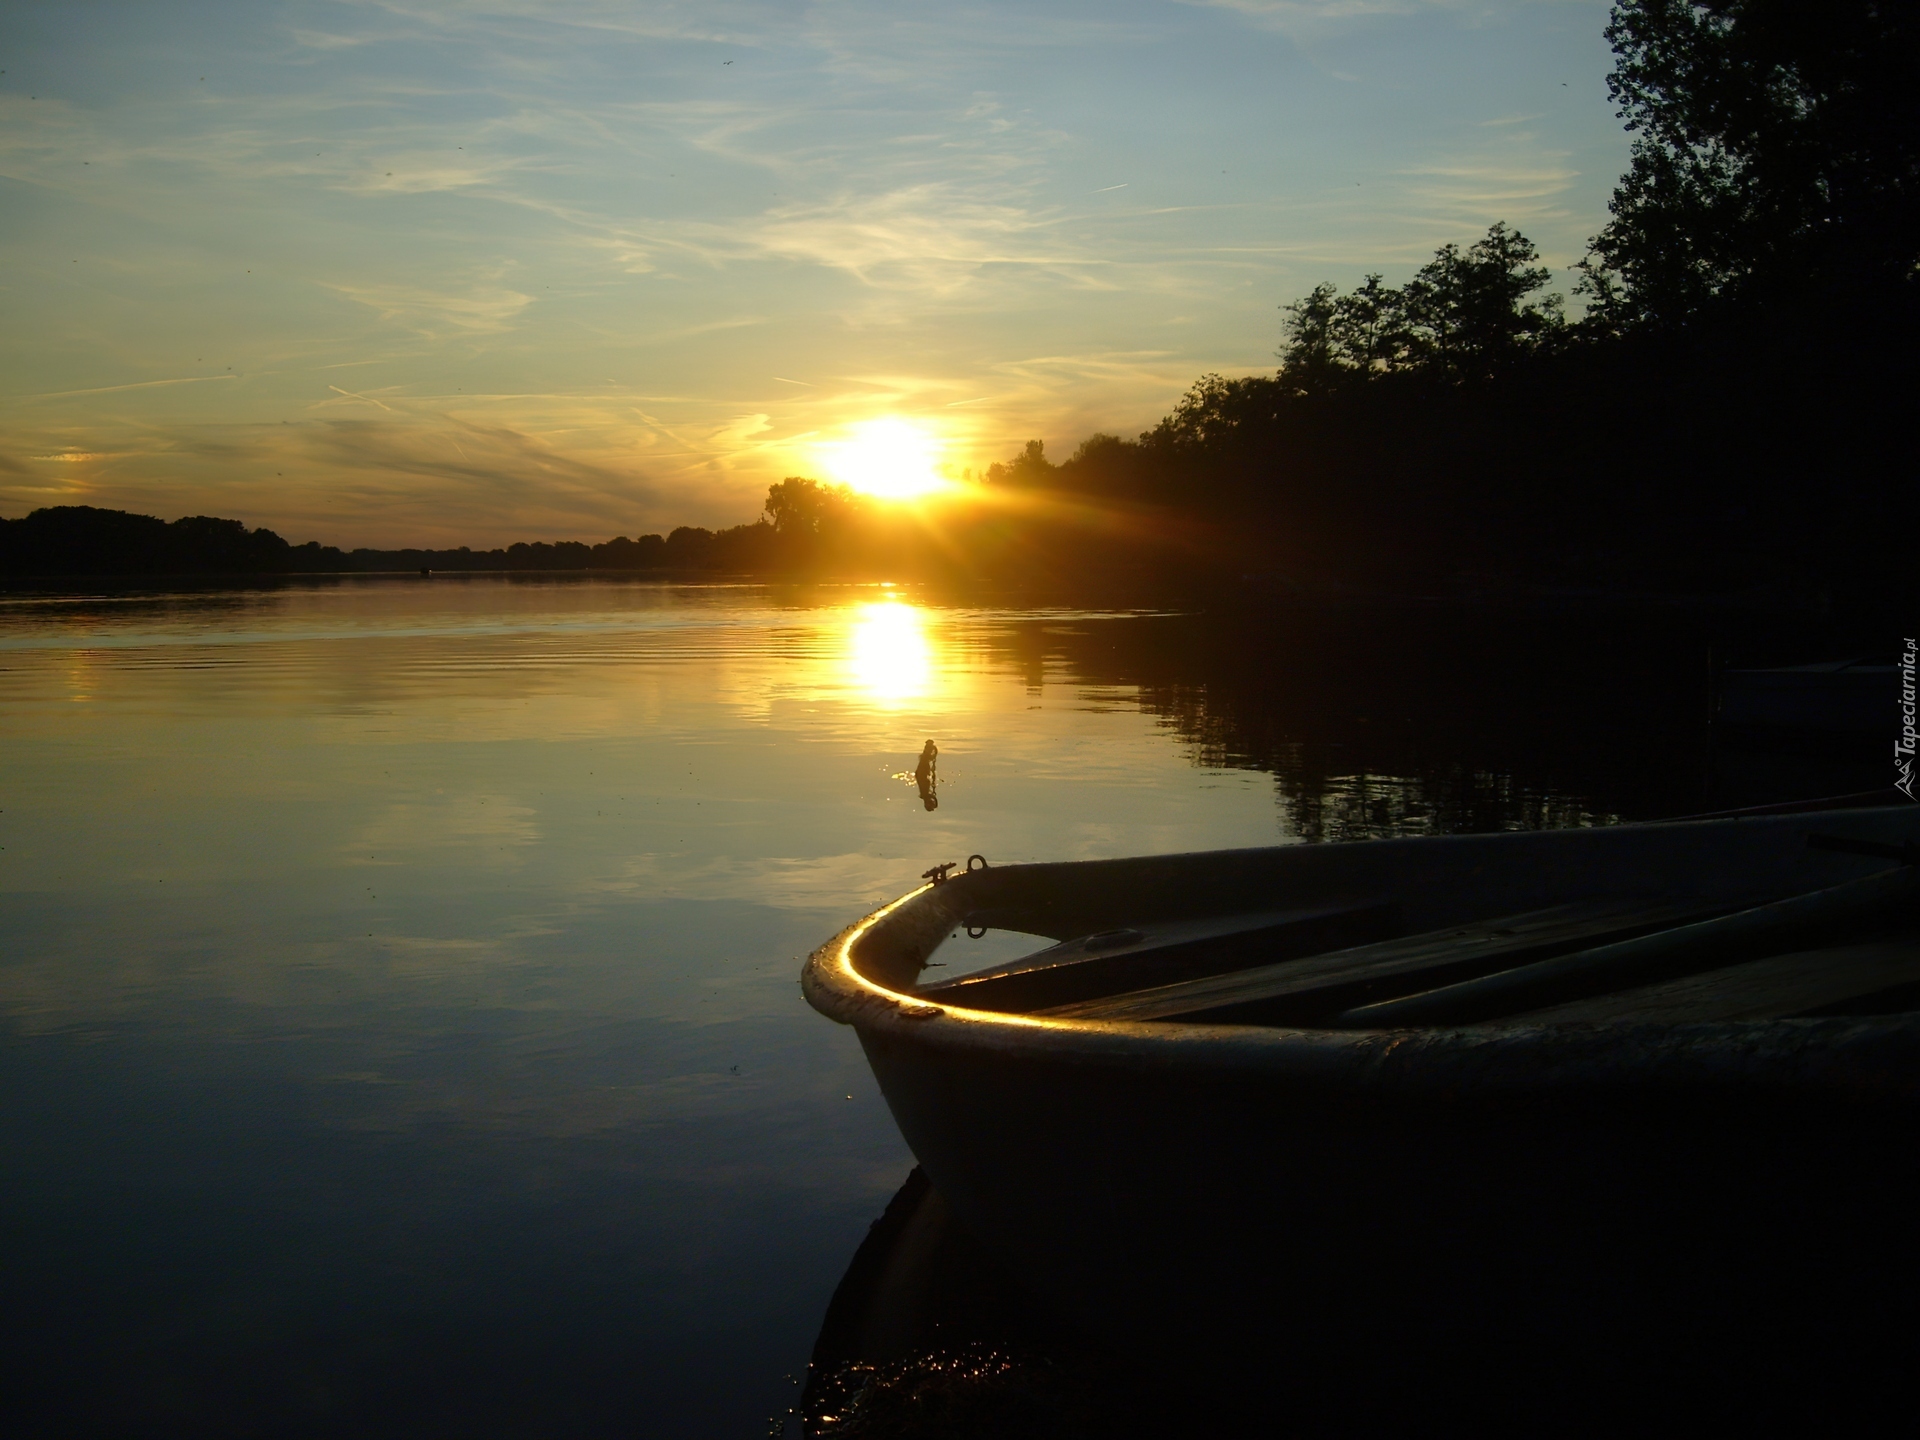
[802,796,1920,1427]
[1714,655,1894,734]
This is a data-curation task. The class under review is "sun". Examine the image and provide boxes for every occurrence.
[821,418,949,501]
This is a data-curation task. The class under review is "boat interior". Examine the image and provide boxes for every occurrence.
[894,814,1920,1030]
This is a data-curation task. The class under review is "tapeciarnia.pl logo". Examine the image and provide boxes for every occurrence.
[1899,637,1917,800]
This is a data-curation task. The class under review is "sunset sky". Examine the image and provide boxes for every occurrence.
[1,0,1626,547]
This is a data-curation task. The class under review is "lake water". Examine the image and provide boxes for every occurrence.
[0,577,1880,1437]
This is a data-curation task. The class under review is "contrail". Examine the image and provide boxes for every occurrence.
[328,384,396,412]
[26,374,241,400]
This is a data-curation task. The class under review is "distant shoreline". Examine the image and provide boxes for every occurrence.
[0,564,1877,625]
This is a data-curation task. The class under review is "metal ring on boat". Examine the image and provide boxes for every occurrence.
[967,854,990,872]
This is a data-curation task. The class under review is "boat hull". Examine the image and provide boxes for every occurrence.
[803,807,1920,1419]
[859,1019,1916,1414]
[1716,661,1893,734]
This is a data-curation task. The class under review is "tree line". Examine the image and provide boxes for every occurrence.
[5,2,1911,602]
[951,0,1916,604]
[0,506,748,577]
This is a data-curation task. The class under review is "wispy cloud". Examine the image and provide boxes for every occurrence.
[325,279,535,337]
[1182,0,1429,21]
[0,0,1628,540]
[291,30,369,51]
[311,414,654,499]
[1396,152,1580,239]
[1176,0,1534,36]
[723,187,1090,291]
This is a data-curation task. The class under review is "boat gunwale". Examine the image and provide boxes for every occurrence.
[800,807,1920,1097]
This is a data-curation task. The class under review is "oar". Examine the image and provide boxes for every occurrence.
[1331,862,1919,1029]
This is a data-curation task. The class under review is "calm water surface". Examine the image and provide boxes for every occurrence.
[0,578,1875,1437]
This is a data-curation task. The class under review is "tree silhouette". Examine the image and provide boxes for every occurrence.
[1277,224,1563,387]
[984,439,1055,487]
[1583,0,1920,323]
[763,476,855,536]
[1398,224,1564,375]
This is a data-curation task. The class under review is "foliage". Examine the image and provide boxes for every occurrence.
[764,476,857,536]
[1584,0,1920,323]
[0,506,303,575]
[983,440,1055,487]
[1277,223,1565,388]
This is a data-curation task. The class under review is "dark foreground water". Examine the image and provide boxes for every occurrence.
[0,578,1886,1437]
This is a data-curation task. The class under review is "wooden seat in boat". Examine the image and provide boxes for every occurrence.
[915,900,1398,1013]
[1036,895,1732,1023]
[1504,930,1920,1024]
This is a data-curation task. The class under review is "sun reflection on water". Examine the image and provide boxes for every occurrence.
[846,599,934,708]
